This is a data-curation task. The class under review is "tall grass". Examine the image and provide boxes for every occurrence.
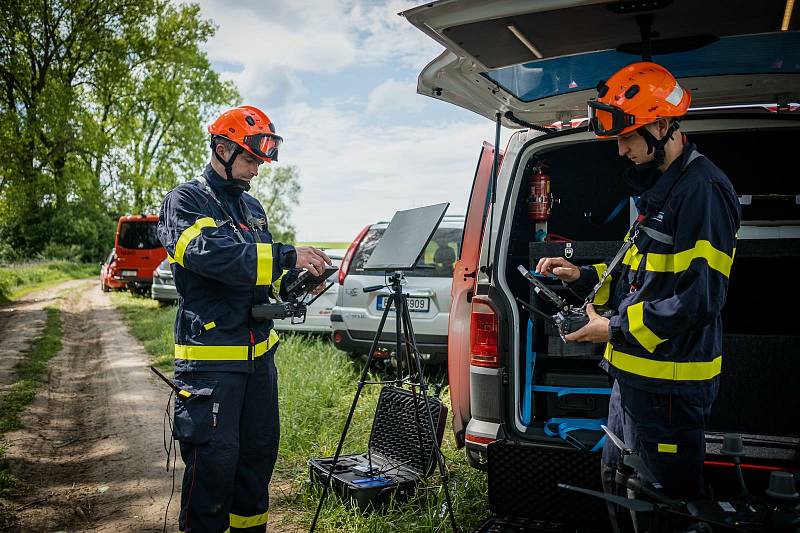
[0,261,97,301]
[110,292,490,532]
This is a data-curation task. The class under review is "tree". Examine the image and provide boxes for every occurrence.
[249,165,301,245]
[0,0,239,261]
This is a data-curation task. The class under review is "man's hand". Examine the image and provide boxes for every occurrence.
[564,304,610,343]
[294,247,331,276]
[535,256,580,283]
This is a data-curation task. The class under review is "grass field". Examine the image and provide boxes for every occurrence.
[0,261,98,302]
[110,292,490,531]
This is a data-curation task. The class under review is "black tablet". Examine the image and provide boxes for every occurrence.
[284,265,339,298]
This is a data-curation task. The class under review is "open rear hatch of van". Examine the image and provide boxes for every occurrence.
[402,0,800,126]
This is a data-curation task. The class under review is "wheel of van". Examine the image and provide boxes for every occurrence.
[101,281,109,292]
[465,448,488,471]
[157,300,171,308]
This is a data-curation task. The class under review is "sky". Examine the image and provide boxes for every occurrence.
[189,0,506,242]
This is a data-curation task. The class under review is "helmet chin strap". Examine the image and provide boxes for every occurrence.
[636,120,680,167]
[211,139,251,191]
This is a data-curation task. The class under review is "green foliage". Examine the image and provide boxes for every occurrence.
[0,307,62,433]
[0,0,239,261]
[110,295,491,532]
[0,261,97,302]
[249,165,302,244]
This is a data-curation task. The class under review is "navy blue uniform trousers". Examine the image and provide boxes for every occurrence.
[601,380,714,531]
[173,350,279,533]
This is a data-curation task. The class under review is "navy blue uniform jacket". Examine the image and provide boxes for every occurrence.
[158,164,298,373]
[572,145,741,399]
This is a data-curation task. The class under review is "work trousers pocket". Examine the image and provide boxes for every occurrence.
[172,377,218,445]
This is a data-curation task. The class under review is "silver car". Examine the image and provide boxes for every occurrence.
[331,216,464,365]
[272,249,346,334]
[150,258,177,305]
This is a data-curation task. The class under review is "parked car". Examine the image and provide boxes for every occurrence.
[403,0,799,527]
[150,258,177,305]
[100,249,126,292]
[114,214,167,294]
[272,249,348,334]
[331,216,464,365]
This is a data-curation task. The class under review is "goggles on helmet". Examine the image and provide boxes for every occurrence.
[242,132,283,161]
[587,100,638,137]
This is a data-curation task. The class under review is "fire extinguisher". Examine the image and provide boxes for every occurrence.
[527,162,555,222]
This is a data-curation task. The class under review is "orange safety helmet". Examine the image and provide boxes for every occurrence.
[588,62,691,138]
[208,105,283,163]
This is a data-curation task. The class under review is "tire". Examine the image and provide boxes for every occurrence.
[465,447,488,471]
[101,281,110,292]
[157,300,171,308]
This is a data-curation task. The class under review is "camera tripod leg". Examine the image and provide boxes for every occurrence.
[398,293,428,482]
[401,295,460,533]
[309,292,397,533]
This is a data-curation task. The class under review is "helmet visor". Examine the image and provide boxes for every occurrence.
[242,133,283,161]
[588,101,635,137]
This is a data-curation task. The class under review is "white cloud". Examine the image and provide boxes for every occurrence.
[183,0,507,242]
[365,78,425,116]
[192,0,443,102]
[273,102,496,241]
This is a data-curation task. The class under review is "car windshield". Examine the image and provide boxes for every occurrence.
[484,32,800,102]
[118,221,161,250]
[351,226,463,278]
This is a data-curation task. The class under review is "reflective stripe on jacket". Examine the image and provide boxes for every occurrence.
[572,145,741,397]
[158,164,299,372]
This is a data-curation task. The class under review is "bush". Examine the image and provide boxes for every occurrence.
[39,243,85,262]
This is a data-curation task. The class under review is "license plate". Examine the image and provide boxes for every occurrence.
[376,295,429,313]
[121,270,137,277]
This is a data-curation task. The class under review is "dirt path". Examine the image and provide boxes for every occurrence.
[0,280,87,392]
[1,280,183,532]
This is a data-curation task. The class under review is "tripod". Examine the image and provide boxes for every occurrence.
[309,271,459,533]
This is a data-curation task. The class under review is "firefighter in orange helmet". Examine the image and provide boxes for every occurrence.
[157,105,330,532]
[537,63,740,530]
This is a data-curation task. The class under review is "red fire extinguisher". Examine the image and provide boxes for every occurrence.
[527,162,554,222]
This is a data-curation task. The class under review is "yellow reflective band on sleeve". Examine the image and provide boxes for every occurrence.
[272,269,289,297]
[625,241,734,278]
[604,344,722,381]
[255,243,274,285]
[658,443,678,454]
[591,263,611,305]
[175,329,279,360]
[626,301,666,353]
[167,253,176,264]
[178,389,192,399]
[203,321,216,331]
[230,511,268,528]
[174,217,217,267]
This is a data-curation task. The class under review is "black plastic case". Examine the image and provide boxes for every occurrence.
[308,386,447,511]
[472,441,611,532]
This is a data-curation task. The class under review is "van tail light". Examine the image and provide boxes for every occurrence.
[339,224,370,285]
[470,296,499,368]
